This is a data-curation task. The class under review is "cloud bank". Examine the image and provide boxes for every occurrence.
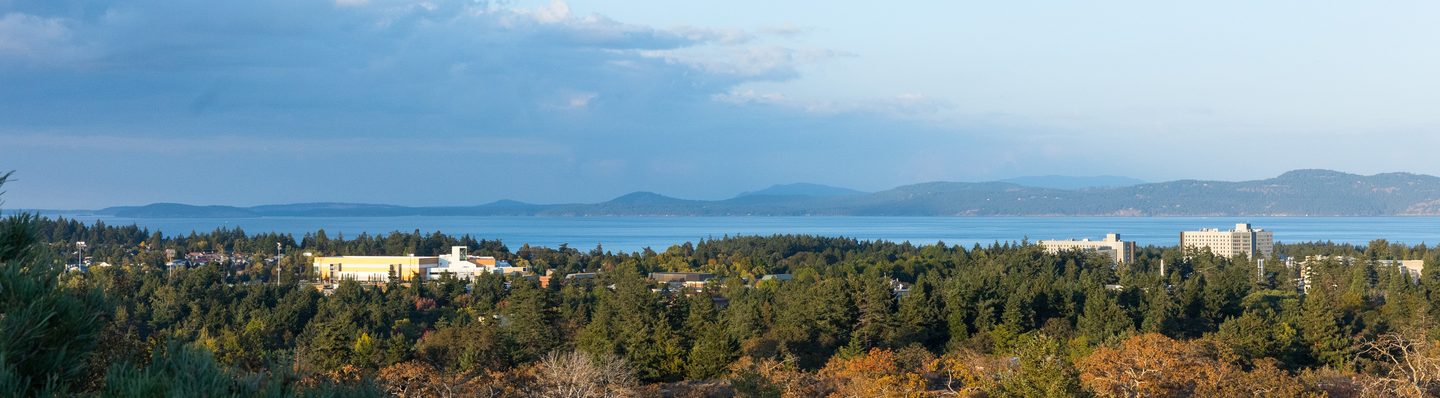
[0,0,1010,208]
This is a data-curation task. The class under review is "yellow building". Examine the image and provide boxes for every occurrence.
[312,255,439,282]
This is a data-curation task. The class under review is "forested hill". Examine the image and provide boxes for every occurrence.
[90,170,1440,217]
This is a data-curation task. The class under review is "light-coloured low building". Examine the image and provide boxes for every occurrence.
[1180,223,1274,259]
[312,254,438,282]
[649,272,716,291]
[313,246,524,283]
[1038,233,1136,263]
[564,272,598,282]
[1289,255,1427,293]
[760,274,793,282]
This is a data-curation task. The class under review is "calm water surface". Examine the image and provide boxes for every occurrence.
[41,215,1440,253]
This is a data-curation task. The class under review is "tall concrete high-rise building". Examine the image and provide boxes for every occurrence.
[1038,233,1136,263]
[1180,223,1274,259]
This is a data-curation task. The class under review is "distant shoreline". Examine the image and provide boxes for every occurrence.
[13,215,1436,252]
[18,169,1440,218]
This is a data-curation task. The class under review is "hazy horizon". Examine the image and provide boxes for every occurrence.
[6,1,1440,208]
[11,169,1430,209]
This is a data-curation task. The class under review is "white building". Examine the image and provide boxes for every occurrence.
[1038,233,1136,263]
[427,246,527,280]
[1180,223,1274,259]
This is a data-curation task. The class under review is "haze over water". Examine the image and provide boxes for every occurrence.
[46,215,1440,253]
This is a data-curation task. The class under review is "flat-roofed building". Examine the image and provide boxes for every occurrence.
[1289,256,1426,293]
[649,272,716,283]
[312,255,438,282]
[1180,223,1274,259]
[428,246,526,280]
[1038,233,1135,263]
[564,272,598,282]
[313,246,525,283]
[760,274,793,282]
[649,272,716,291]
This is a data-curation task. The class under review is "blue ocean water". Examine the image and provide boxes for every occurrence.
[41,215,1440,253]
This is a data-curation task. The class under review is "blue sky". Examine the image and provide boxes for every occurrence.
[3,0,1440,208]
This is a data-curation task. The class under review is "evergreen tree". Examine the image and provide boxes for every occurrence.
[1140,286,1178,335]
[685,322,736,379]
[893,274,942,349]
[502,278,557,363]
[1298,289,1350,368]
[996,333,1084,398]
[1076,289,1133,344]
[0,183,108,396]
[850,275,896,350]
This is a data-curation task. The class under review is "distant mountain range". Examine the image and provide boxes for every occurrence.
[998,175,1146,190]
[75,170,1440,217]
[736,183,867,198]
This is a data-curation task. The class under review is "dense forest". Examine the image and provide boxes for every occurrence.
[6,176,1440,396]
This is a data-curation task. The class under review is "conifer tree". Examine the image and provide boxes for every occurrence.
[1298,288,1350,368]
[0,175,107,396]
[503,278,557,363]
[1076,289,1133,344]
[894,274,942,349]
[851,275,896,350]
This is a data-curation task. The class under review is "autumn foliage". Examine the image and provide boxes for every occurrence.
[820,348,929,398]
[1078,333,1315,398]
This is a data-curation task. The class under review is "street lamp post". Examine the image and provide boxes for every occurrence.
[76,241,87,271]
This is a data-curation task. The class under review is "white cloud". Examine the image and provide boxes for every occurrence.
[714,88,949,118]
[532,0,571,23]
[640,46,851,80]
[759,24,806,38]
[565,92,598,109]
[0,12,87,64]
[669,26,752,45]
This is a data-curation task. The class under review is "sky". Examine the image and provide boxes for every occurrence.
[3,0,1440,209]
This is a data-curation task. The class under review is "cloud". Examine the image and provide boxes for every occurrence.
[669,25,753,45]
[0,0,840,137]
[563,92,598,109]
[714,89,950,119]
[639,46,852,81]
[530,0,570,24]
[758,24,807,38]
[0,12,88,64]
[0,0,995,208]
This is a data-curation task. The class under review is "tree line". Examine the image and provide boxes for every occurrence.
[6,178,1440,396]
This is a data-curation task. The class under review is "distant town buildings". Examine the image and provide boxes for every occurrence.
[312,246,522,283]
[1038,233,1136,263]
[649,272,716,291]
[1383,259,1425,280]
[760,274,793,282]
[1288,255,1426,293]
[1180,223,1274,259]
